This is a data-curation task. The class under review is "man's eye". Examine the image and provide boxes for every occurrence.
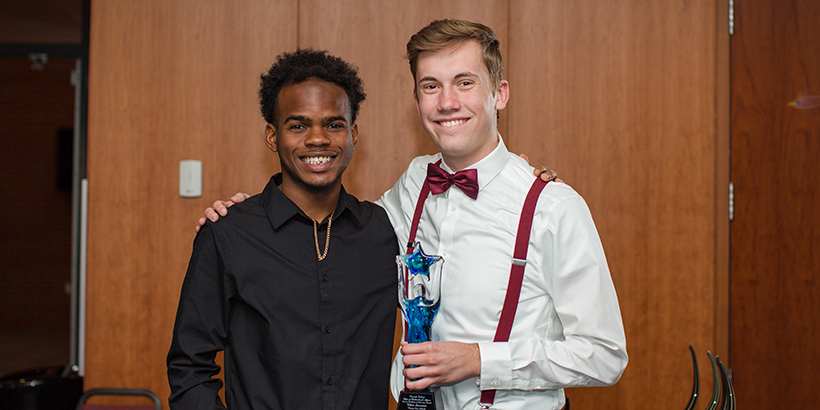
[327,123,345,130]
[289,124,305,130]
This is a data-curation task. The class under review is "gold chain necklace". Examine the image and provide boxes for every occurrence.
[313,210,335,261]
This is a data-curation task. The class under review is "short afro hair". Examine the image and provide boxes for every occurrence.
[259,49,366,125]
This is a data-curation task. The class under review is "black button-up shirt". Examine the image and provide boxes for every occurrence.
[168,174,399,409]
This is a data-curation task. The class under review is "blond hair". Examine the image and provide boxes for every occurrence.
[406,19,504,94]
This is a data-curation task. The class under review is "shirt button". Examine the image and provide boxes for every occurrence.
[325,326,331,333]
[327,377,334,385]
[540,383,547,388]
[322,274,329,282]
[491,379,500,387]
[450,204,458,212]
[442,249,448,256]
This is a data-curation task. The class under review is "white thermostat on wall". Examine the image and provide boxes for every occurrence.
[179,160,202,198]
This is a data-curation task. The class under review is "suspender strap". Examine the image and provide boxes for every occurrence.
[406,160,438,254]
[479,177,549,408]
[403,160,437,341]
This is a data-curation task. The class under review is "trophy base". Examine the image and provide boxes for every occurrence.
[398,390,436,410]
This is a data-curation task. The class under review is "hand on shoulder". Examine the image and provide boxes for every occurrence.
[195,192,250,232]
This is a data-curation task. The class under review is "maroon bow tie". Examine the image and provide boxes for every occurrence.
[426,162,479,200]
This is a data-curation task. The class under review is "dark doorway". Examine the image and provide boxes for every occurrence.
[0,57,77,376]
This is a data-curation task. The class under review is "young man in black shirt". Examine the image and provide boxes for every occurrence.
[167,49,400,410]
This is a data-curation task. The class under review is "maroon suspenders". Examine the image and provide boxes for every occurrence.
[479,177,547,408]
[405,162,549,408]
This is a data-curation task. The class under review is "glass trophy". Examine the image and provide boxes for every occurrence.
[397,242,443,410]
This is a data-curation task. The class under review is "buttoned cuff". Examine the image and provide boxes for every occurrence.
[477,341,513,390]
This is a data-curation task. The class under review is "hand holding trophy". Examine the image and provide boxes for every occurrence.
[397,241,444,410]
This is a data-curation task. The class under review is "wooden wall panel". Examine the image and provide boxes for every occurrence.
[85,0,297,404]
[298,0,509,201]
[730,0,820,407]
[85,1,728,409]
[507,0,721,408]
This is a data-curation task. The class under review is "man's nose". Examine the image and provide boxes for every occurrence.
[437,87,460,112]
[305,127,331,145]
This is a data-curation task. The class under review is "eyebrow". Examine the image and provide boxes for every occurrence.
[283,115,349,124]
[322,115,349,123]
[454,72,478,80]
[284,115,308,123]
[418,72,478,84]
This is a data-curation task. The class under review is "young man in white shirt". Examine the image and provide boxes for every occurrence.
[377,19,627,409]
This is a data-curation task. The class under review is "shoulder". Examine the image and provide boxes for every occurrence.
[505,154,583,205]
[405,153,441,178]
[203,193,266,233]
[379,153,441,206]
[342,193,397,237]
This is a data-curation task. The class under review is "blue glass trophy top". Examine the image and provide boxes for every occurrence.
[398,242,443,344]
[399,242,442,278]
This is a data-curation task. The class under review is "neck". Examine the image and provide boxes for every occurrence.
[279,181,341,221]
[441,135,500,171]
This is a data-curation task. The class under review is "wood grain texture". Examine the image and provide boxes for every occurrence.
[730,0,820,407]
[713,0,731,367]
[508,0,721,407]
[84,1,731,409]
[85,0,297,404]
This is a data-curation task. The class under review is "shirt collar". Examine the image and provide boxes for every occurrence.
[439,133,510,193]
[261,173,364,229]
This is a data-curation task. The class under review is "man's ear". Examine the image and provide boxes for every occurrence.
[494,79,510,111]
[414,91,421,115]
[265,123,278,153]
[351,123,359,148]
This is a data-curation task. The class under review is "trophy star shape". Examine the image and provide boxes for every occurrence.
[400,242,442,278]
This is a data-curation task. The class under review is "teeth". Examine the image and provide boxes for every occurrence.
[302,156,333,165]
[440,119,466,127]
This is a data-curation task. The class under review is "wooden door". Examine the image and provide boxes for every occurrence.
[730,0,820,407]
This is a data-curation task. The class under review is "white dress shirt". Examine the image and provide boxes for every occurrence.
[378,137,628,410]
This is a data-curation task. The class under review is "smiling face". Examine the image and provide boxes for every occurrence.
[266,78,358,199]
[414,40,509,171]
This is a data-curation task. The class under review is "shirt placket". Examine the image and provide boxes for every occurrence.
[317,221,336,410]
[438,190,461,291]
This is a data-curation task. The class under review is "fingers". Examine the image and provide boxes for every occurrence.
[212,200,234,217]
[232,192,250,203]
[518,153,530,164]
[205,207,220,222]
[534,165,560,182]
[195,217,205,233]
[399,341,480,389]
[404,373,436,391]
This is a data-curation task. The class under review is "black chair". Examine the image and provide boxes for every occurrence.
[75,388,161,410]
